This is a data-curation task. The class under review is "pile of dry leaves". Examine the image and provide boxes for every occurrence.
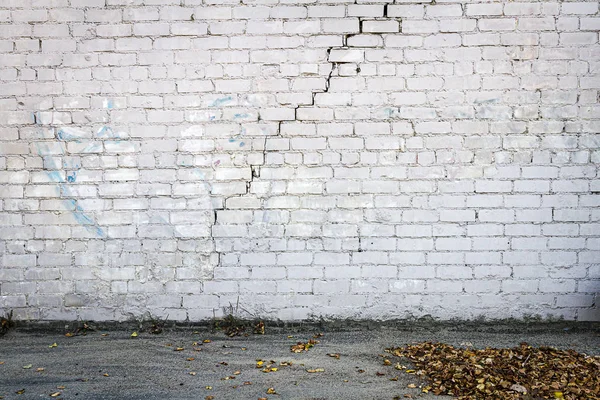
[389,342,600,399]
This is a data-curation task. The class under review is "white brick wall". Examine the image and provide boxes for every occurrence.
[0,0,598,322]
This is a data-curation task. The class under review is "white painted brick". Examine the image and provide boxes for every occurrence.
[2,0,597,323]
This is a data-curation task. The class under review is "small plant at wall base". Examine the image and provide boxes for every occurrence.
[214,300,266,337]
[1,311,14,336]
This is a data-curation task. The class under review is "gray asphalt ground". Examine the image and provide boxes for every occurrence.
[1,323,598,400]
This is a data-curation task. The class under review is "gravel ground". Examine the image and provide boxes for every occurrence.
[0,323,598,400]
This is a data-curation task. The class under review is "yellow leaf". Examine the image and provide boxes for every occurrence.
[203,339,211,343]
[49,343,57,348]
[56,386,65,390]
[266,388,277,394]
[175,347,184,351]
[65,333,73,337]
[306,368,325,373]
[407,384,416,388]
[130,332,138,338]
[205,386,212,390]
[555,392,564,399]
[50,392,61,397]
[16,389,25,395]
[23,364,32,369]
[103,373,109,377]
[405,370,415,373]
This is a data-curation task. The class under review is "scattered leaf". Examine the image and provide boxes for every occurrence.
[101,333,109,337]
[36,368,45,372]
[327,353,340,359]
[243,381,252,385]
[234,370,241,375]
[0,361,4,365]
[205,396,214,400]
[64,333,73,337]
[291,339,319,353]
[189,372,197,376]
[254,321,265,335]
[22,364,32,369]
[266,388,277,394]
[306,368,325,373]
[50,392,61,397]
[205,386,212,390]
[187,357,195,361]
[407,384,417,388]
[57,386,65,390]
[203,339,211,343]
[175,347,184,351]
[130,332,138,338]
[103,373,109,377]
[376,372,385,376]
[16,389,25,395]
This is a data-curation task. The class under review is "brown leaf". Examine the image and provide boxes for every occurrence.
[306,368,324,373]
[327,353,340,359]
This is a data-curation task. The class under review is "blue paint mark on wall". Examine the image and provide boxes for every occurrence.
[57,128,83,142]
[209,96,233,108]
[34,136,106,238]
[67,171,76,183]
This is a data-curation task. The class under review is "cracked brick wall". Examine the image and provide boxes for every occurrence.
[0,0,599,322]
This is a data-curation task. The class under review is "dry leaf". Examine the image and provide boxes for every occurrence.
[49,343,57,348]
[175,347,184,351]
[203,339,211,343]
[205,397,214,400]
[36,368,45,372]
[22,364,32,369]
[306,368,324,373]
[130,332,138,338]
[189,372,197,376]
[327,353,340,359]
[56,386,65,390]
[103,373,109,377]
[205,386,212,390]
[50,392,61,397]
[64,333,73,337]
[266,388,277,394]
[187,358,195,361]
[407,384,417,388]
[16,389,25,395]
[390,342,600,399]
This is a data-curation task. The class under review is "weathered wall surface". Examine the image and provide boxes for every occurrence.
[0,0,599,322]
